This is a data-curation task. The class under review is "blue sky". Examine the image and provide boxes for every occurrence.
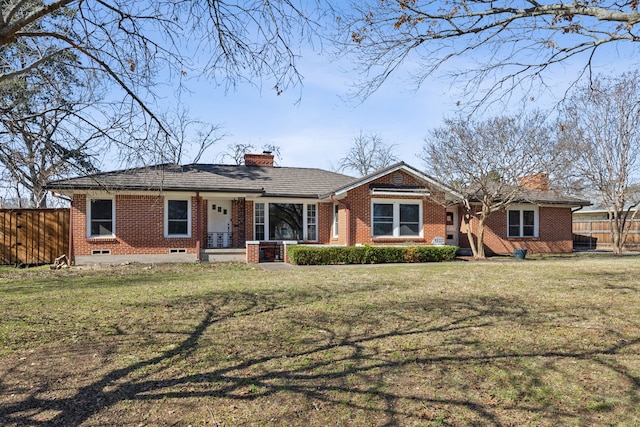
[152,36,638,174]
[174,54,460,172]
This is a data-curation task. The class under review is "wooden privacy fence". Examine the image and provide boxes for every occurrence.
[573,219,640,251]
[0,209,69,265]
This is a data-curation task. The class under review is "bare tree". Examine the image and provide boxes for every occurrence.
[559,72,640,255]
[337,0,640,107]
[218,143,283,165]
[420,111,562,259]
[0,0,325,146]
[0,49,104,207]
[161,106,225,165]
[337,131,398,176]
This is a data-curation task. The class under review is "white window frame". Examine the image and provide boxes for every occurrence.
[255,202,266,241]
[371,199,423,238]
[86,197,115,238]
[507,204,539,238]
[164,198,192,238]
[307,204,317,241]
[253,200,319,242]
[333,203,339,238]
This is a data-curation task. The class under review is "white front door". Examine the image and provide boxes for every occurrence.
[446,207,459,246]
[208,200,232,248]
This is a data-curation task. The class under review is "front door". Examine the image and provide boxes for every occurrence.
[208,200,232,248]
[446,207,459,246]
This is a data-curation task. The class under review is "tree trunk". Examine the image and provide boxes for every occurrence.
[610,216,623,255]
[464,213,479,258]
[476,218,487,259]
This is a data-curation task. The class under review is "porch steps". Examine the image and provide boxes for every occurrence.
[200,248,246,263]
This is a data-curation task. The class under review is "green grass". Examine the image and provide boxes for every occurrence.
[0,257,639,426]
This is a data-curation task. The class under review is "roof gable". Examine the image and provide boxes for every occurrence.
[328,162,463,199]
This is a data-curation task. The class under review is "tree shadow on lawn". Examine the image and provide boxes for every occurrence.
[1,287,639,426]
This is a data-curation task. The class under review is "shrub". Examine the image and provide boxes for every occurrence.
[287,245,458,265]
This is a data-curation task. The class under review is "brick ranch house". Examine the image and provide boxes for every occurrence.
[46,152,589,264]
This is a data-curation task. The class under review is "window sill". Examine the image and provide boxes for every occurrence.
[507,237,539,241]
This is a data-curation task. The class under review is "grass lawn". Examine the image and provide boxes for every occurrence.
[0,256,639,426]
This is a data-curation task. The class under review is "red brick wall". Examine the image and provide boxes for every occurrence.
[341,170,447,246]
[458,206,574,254]
[71,194,201,258]
[317,202,333,244]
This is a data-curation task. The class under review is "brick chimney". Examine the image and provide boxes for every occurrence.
[518,173,549,192]
[244,151,274,167]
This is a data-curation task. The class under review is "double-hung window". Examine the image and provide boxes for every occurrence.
[333,204,339,237]
[307,204,317,241]
[165,198,191,237]
[507,205,538,238]
[255,203,265,240]
[372,200,422,238]
[88,198,114,237]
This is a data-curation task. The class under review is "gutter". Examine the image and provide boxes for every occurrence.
[330,195,351,246]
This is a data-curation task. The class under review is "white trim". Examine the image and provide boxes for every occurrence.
[333,203,339,238]
[86,196,116,238]
[370,189,431,197]
[371,198,423,238]
[507,204,539,238]
[164,197,192,238]
[334,163,463,200]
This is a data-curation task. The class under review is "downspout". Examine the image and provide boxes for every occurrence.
[330,195,351,246]
[196,192,201,262]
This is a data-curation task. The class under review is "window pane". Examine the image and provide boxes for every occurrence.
[400,223,419,236]
[168,220,188,235]
[373,203,394,236]
[373,222,394,236]
[399,204,419,236]
[269,203,303,240]
[508,210,520,237]
[255,225,265,241]
[523,210,535,236]
[333,204,339,236]
[373,203,393,220]
[168,200,188,220]
[400,204,419,223]
[91,199,112,220]
[508,210,520,226]
[255,203,264,223]
[91,221,112,236]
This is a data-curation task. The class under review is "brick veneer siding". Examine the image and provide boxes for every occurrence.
[341,170,447,245]
[71,194,201,260]
[458,206,574,254]
[317,202,333,244]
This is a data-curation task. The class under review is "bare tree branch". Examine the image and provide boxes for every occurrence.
[337,0,640,108]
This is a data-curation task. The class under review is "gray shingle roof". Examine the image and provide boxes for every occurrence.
[46,163,356,198]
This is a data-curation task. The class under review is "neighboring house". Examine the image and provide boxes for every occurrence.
[46,152,589,264]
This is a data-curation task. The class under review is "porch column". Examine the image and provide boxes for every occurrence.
[246,240,260,263]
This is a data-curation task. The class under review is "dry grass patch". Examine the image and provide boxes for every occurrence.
[0,257,639,426]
